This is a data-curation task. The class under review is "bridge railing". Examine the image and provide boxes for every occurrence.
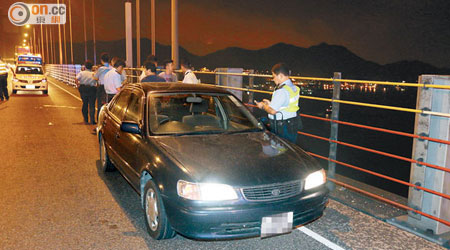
[45,64,81,87]
[46,64,450,230]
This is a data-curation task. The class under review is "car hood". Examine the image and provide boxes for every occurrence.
[155,131,321,187]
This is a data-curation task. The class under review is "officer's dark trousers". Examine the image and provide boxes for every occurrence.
[269,117,300,144]
[96,84,106,119]
[0,74,9,101]
[79,85,97,124]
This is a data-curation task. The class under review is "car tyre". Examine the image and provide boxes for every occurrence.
[99,134,115,172]
[143,180,176,240]
[43,90,48,95]
[12,90,17,94]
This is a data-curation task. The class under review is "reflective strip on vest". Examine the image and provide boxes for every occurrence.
[0,63,7,75]
[279,85,300,112]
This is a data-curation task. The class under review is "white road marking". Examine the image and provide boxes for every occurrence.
[297,226,346,250]
[43,105,79,109]
[48,80,82,101]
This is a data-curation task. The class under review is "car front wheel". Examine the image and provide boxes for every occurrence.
[143,180,176,240]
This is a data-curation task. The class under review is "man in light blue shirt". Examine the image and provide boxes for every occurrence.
[256,63,301,143]
[94,53,111,119]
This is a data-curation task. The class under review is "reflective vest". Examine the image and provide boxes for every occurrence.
[0,62,8,75]
[279,84,300,113]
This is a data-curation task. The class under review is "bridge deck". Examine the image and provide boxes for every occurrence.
[0,76,445,249]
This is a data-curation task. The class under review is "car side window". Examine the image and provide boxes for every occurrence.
[109,90,131,121]
[123,91,143,123]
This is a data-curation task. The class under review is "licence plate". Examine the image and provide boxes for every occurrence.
[260,211,293,238]
[25,85,35,89]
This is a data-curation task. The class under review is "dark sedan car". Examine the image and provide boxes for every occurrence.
[97,82,328,240]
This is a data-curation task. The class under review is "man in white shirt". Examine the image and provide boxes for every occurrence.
[111,57,127,85]
[181,60,199,84]
[76,60,97,124]
[104,59,126,102]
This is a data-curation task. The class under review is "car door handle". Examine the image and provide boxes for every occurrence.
[115,132,120,139]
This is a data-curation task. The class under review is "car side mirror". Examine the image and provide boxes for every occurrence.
[120,121,141,134]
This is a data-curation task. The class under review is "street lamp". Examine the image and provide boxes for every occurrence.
[24,33,28,37]
[25,24,30,28]
[23,39,26,43]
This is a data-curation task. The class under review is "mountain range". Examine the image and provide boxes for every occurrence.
[67,39,449,82]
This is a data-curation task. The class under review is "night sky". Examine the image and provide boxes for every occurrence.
[2,0,450,68]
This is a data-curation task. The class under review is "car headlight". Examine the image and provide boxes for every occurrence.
[177,180,238,201]
[304,169,326,190]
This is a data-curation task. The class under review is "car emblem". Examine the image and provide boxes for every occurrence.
[271,189,281,196]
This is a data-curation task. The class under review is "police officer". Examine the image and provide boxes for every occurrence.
[76,60,97,124]
[0,59,9,101]
[256,63,300,143]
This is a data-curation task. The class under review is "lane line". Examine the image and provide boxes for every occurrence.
[43,105,79,109]
[297,227,346,250]
[48,80,82,101]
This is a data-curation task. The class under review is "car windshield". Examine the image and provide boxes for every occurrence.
[148,92,263,135]
[16,66,43,74]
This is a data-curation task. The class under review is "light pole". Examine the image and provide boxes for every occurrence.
[69,0,74,64]
[151,0,155,56]
[92,0,97,65]
[83,0,88,61]
[57,0,63,64]
[171,0,178,68]
[136,0,141,67]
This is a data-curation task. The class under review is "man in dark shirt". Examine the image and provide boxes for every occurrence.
[141,61,165,83]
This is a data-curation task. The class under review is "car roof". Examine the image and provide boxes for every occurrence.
[126,82,232,95]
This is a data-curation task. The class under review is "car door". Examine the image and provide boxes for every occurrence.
[115,89,145,187]
[104,90,132,169]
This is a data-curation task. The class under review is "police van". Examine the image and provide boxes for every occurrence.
[12,54,48,94]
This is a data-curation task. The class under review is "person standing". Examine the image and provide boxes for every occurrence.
[181,60,199,84]
[0,59,9,101]
[255,63,300,143]
[93,53,111,118]
[111,57,127,85]
[104,59,126,102]
[158,59,178,82]
[140,55,158,81]
[141,61,166,83]
[76,60,97,124]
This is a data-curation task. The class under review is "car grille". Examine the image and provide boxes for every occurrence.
[32,80,42,83]
[241,180,302,201]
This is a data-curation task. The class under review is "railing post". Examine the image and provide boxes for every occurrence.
[327,72,341,191]
[248,69,254,104]
[389,75,450,244]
